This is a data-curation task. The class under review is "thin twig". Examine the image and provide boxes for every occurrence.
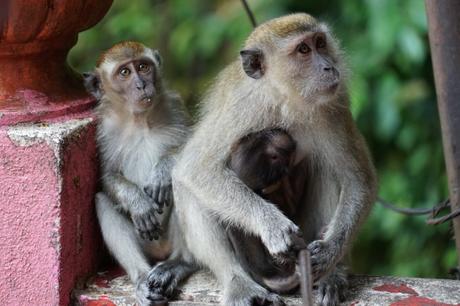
[240,0,257,28]
[377,197,450,216]
[427,207,460,225]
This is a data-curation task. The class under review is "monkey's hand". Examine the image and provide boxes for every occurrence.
[130,195,163,241]
[260,217,305,262]
[308,239,340,282]
[144,159,174,211]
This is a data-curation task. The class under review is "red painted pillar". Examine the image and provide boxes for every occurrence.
[0,0,112,125]
[0,1,112,305]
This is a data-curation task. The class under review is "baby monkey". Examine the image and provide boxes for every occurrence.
[228,129,306,293]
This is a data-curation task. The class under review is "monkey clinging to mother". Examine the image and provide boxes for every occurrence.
[164,13,377,306]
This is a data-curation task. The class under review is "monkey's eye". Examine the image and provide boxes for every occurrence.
[296,42,311,54]
[316,37,327,49]
[138,63,151,73]
[119,67,131,77]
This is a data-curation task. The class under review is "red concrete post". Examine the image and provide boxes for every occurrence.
[0,1,113,305]
[0,116,101,305]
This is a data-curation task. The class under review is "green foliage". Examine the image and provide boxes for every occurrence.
[69,0,456,278]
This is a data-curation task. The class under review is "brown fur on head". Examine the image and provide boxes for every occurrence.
[97,41,146,68]
[96,41,162,71]
[246,13,319,46]
[83,41,163,116]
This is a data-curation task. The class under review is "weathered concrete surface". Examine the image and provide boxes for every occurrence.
[74,270,460,305]
[0,115,102,306]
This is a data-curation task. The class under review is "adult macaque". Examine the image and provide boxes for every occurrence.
[84,41,194,305]
[167,13,377,306]
[228,129,305,293]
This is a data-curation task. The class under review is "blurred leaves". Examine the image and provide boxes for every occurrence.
[69,0,455,278]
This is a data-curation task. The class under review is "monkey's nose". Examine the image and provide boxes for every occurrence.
[135,80,146,90]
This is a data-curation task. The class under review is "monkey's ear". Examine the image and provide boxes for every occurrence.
[83,72,103,100]
[152,50,162,68]
[240,48,264,79]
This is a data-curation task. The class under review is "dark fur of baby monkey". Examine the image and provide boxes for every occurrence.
[228,128,307,293]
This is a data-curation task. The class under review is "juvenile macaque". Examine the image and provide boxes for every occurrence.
[166,13,376,306]
[228,129,304,293]
[84,41,195,305]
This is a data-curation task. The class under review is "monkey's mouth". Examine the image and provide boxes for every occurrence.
[138,96,154,107]
[326,81,339,92]
[319,80,339,94]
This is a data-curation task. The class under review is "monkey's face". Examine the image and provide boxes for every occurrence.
[240,15,343,104]
[261,132,296,185]
[276,32,341,100]
[83,43,165,115]
[230,130,295,191]
[108,58,157,114]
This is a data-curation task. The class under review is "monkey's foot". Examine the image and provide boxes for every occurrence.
[136,277,168,306]
[308,239,338,281]
[316,267,348,306]
[147,260,197,298]
[224,276,286,306]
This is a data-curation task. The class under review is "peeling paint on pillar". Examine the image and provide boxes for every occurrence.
[0,114,103,305]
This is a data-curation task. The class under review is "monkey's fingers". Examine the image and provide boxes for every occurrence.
[154,201,164,214]
[152,230,160,241]
[133,217,146,233]
[159,189,172,208]
[143,215,159,239]
[310,265,323,283]
[146,230,155,241]
[307,240,325,256]
[290,233,307,251]
[154,224,164,239]
[158,183,169,204]
[167,190,173,206]
[136,216,158,241]
[138,229,151,241]
[148,213,160,230]
[134,218,149,240]
[163,189,172,206]
[147,225,163,241]
[144,186,154,198]
[151,183,161,204]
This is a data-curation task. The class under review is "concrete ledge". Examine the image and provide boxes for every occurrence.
[0,116,102,305]
[74,270,460,305]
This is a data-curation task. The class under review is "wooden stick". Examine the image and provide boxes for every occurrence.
[298,249,313,306]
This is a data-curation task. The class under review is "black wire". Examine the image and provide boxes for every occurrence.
[240,0,257,28]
